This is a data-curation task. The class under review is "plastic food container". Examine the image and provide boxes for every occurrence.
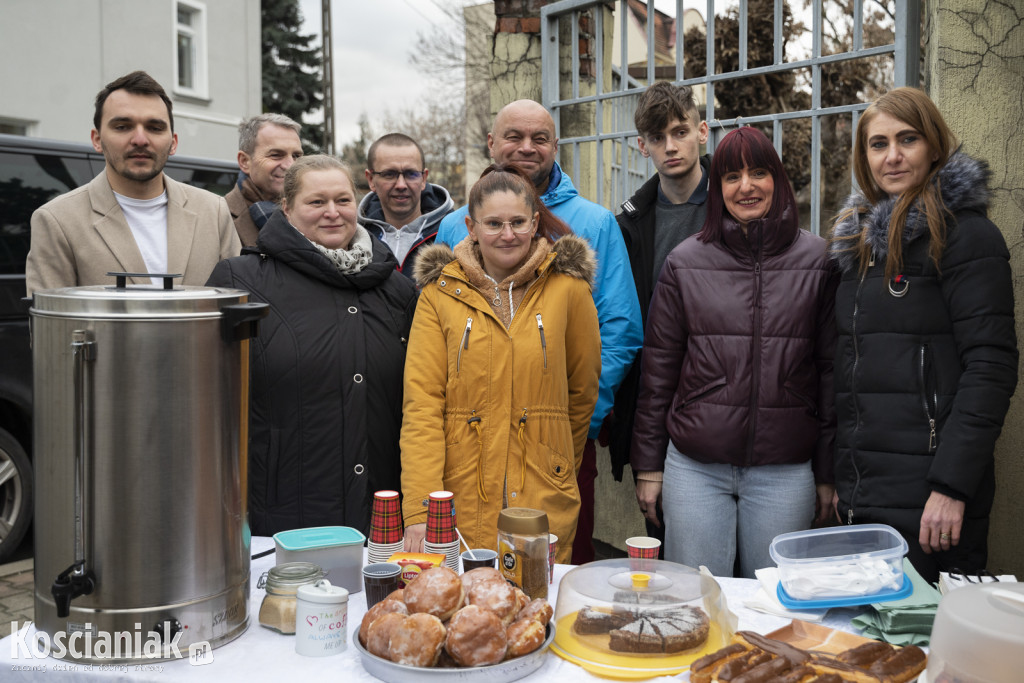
[549,558,735,680]
[274,526,366,593]
[927,583,1024,683]
[769,524,908,602]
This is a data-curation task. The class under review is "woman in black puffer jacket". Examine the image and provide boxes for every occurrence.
[829,88,1018,581]
[208,155,417,537]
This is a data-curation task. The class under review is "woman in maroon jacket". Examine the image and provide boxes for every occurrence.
[631,127,838,578]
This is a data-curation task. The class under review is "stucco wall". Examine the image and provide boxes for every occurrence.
[926,0,1024,577]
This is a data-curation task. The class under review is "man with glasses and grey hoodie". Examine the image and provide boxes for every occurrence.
[358,133,454,281]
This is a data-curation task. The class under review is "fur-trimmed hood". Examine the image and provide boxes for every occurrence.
[413,233,597,289]
[828,151,991,273]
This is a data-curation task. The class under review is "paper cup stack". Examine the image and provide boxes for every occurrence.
[367,490,404,563]
[423,490,460,572]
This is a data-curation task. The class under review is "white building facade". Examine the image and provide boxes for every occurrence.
[0,0,261,161]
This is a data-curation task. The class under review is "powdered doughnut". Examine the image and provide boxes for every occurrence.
[404,566,464,622]
[385,588,405,603]
[516,598,553,626]
[388,613,446,667]
[467,577,518,625]
[445,604,507,667]
[365,612,407,659]
[506,617,546,658]
[359,598,408,646]
[513,586,531,613]
[460,567,504,594]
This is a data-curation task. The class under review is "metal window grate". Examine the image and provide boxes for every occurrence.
[540,0,920,234]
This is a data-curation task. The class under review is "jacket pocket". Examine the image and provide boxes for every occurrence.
[675,377,727,411]
[536,440,575,489]
[783,381,818,416]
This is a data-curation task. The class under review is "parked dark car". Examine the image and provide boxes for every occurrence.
[0,133,237,562]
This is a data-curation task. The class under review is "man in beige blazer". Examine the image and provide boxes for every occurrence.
[26,71,240,296]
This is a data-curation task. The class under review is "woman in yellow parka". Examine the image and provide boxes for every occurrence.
[401,164,601,564]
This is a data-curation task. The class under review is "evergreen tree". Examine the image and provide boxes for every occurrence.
[262,0,324,152]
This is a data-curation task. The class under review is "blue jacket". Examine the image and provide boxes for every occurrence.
[438,162,642,437]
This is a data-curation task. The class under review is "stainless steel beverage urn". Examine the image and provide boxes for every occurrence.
[30,276,267,663]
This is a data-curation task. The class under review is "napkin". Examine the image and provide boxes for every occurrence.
[851,559,940,646]
[742,567,828,622]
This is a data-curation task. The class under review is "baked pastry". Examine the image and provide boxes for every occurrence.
[582,605,710,654]
[513,586,531,613]
[388,613,446,667]
[516,597,554,626]
[445,605,508,667]
[385,588,405,603]
[506,617,547,658]
[358,598,409,646]
[365,612,406,659]
[689,631,927,683]
[572,606,636,634]
[467,576,519,625]
[404,566,464,622]
[461,566,504,593]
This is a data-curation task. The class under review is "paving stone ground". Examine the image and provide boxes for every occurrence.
[0,559,34,639]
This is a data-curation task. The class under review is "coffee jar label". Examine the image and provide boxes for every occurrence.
[498,539,523,589]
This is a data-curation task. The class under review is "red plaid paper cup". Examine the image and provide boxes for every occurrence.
[370,490,403,545]
[425,491,457,544]
[548,533,558,584]
[626,536,661,560]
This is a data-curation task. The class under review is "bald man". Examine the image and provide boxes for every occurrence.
[436,100,643,564]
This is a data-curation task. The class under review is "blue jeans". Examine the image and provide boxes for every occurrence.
[662,442,815,578]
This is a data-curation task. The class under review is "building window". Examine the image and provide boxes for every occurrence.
[175,0,208,98]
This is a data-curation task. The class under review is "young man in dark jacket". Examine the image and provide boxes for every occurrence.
[610,82,710,542]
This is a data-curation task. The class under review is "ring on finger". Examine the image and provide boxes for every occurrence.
[940,532,950,540]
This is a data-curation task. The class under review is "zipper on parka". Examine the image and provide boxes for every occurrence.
[847,255,872,524]
[536,314,547,369]
[457,317,472,374]
[919,344,938,452]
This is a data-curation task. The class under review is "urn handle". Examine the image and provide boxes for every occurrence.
[220,302,269,343]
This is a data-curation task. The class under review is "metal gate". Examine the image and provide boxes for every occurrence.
[540,0,921,234]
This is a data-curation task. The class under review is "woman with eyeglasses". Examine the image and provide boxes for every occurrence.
[828,88,1017,581]
[399,163,601,563]
[208,155,418,537]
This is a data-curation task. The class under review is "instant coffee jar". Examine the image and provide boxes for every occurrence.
[497,508,549,599]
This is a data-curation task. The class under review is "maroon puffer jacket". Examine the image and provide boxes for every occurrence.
[630,209,838,482]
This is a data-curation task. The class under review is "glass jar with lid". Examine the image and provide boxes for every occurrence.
[497,508,549,600]
[258,562,324,634]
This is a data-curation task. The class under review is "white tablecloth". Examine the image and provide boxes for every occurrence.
[0,537,867,682]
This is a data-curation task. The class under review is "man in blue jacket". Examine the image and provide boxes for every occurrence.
[437,99,643,564]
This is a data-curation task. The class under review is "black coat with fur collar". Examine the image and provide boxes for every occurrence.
[828,152,1017,572]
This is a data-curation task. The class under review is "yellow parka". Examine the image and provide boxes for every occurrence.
[401,235,601,563]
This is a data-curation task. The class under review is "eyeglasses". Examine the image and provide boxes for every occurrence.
[471,217,534,235]
[369,169,424,182]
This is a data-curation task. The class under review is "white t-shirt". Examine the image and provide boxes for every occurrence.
[114,191,169,285]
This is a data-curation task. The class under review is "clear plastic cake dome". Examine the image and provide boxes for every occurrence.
[550,558,736,679]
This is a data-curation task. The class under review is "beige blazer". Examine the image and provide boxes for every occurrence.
[26,171,242,295]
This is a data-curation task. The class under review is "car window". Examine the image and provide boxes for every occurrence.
[0,150,94,275]
[163,165,236,196]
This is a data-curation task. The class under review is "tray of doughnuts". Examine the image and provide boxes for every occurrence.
[354,565,556,682]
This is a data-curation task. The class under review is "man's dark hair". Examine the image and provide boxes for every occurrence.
[93,71,174,132]
[367,133,425,170]
[634,82,701,138]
